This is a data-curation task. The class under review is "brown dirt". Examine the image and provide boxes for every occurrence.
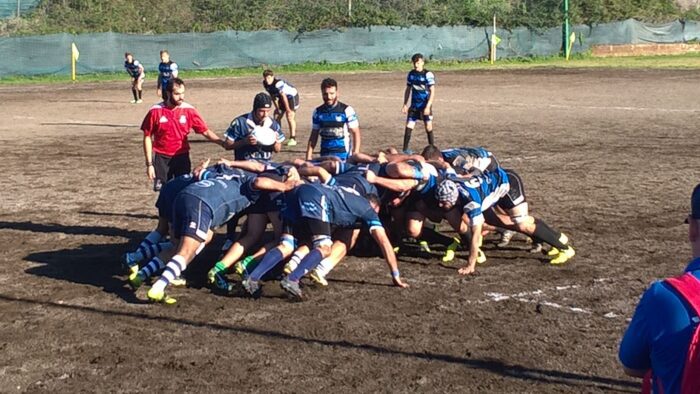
[1,68,696,393]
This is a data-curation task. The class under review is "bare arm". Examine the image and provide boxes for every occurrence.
[425,85,435,114]
[370,227,408,288]
[306,129,319,160]
[252,177,299,193]
[200,129,224,147]
[217,159,266,173]
[350,126,361,155]
[366,171,418,193]
[273,140,282,153]
[298,165,333,184]
[143,135,155,180]
[458,222,482,276]
[402,85,411,113]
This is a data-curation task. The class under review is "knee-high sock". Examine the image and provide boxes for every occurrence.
[288,249,324,282]
[402,128,412,151]
[137,89,142,99]
[151,255,187,293]
[130,231,166,262]
[427,130,434,145]
[139,257,166,280]
[248,249,284,281]
[314,257,335,277]
[532,219,567,250]
[132,87,138,101]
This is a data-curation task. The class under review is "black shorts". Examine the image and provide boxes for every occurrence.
[283,218,332,246]
[279,94,300,113]
[497,169,527,210]
[407,107,433,123]
[154,152,192,185]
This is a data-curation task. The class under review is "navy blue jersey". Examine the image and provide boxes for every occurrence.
[330,164,379,196]
[263,78,298,100]
[158,61,178,90]
[407,69,435,109]
[442,147,499,174]
[453,167,510,226]
[224,113,285,162]
[283,183,382,230]
[178,170,259,228]
[124,59,143,78]
[312,102,359,160]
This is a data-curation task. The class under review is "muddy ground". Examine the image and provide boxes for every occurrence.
[0,68,696,392]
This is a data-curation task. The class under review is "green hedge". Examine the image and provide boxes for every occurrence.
[5,0,693,36]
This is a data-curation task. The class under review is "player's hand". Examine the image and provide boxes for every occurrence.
[423,107,431,116]
[147,165,156,181]
[376,151,388,164]
[247,135,258,146]
[286,166,300,182]
[365,170,377,184]
[192,158,210,179]
[401,104,408,114]
[458,261,477,275]
[393,276,409,288]
[156,88,162,98]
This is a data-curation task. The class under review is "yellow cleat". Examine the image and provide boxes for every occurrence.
[442,238,461,263]
[393,246,400,254]
[147,288,177,305]
[234,261,245,276]
[550,247,575,265]
[419,240,432,253]
[309,270,328,287]
[476,249,487,264]
[286,138,297,147]
[547,247,560,257]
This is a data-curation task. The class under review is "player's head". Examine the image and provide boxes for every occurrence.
[321,78,338,106]
[421,145,442,161]
[411,53,425,70]
[262,69,275,85]
[252,92,273,121]
[125,52,133,62]
[436,179,459,210]
[160,50,170,62]
[166,77,185,106]
[688,184,700,253]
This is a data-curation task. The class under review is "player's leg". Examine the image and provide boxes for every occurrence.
[310,228,360,286]
[136,76,144,102]
[208,213,267,289]
[242,229,297,295]
[285,94,299,145]
[124,216,172,274]
[130,79,139,103]
[403,110,418,153]
[282,219,333,300]
[423,110,434,146]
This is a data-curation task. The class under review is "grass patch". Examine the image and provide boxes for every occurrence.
[4,52,700,85]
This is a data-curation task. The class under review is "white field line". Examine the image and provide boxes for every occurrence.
[356,94,700,114]
[467,278,619,317]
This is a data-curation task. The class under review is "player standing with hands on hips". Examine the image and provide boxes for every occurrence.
[141,78,224,191]
[402,53,435,154]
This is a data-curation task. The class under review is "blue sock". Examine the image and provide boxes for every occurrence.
[249,248,284,281]
[288,249,324,282]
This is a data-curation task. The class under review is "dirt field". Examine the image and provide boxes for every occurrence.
[1,68,697,393]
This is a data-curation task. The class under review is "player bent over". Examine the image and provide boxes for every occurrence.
[129,169,298,304]
[124,52,144,104]
[263,69,300,146]
[435,168,574,275]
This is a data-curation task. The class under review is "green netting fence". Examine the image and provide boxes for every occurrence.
[2,18,699,77]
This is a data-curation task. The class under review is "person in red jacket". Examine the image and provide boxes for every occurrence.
[141,77,223,191]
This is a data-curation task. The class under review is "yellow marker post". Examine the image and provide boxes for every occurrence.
[71,42,80,81]
[566,32,576,61]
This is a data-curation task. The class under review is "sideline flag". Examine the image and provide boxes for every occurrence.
[71,42,79,81]
[493,34,501,46]
[71,42,80,61]
[566,32,576,61]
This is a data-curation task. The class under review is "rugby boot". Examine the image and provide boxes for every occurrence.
[280,278,304,301]
[123,253,140,276]
[442,237,461,263]
[309,269,329,287]
[529,243,543,254]
[128,271,144,291]
[476,249,487,264]
[147,288,177,305]
[242,278,261,297]
[497,230,515,248]
[212,272,234,294]
[170,276,187,287]
[550,246,575,265]
[207,262,227,284]
[418,240,432,253]
[286,138,297,147]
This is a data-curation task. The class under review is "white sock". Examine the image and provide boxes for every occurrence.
[152,255,186,293]
[315,258,334,277]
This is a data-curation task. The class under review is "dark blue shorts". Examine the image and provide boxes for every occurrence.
[172,193,214,242]
[407,106,433,123]
[155,174,195,221]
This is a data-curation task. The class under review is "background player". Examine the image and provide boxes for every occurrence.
[124,52,144,104]
[306,78,361,161]
[401,53,435,153]
[262,69,300,147]
[156,49,178,100]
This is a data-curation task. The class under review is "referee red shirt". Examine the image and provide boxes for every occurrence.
[141,102,209,156]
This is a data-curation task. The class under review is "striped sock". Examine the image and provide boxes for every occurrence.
[287,251,304,273]
[315,257,334,277]
[139,257,165,280]
[288,249,324,282]
[152,255,187,293]
[132,231,164,263]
